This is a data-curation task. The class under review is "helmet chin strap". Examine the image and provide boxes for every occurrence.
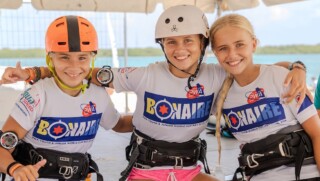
[46,55,95,94]
[159,43,205,89]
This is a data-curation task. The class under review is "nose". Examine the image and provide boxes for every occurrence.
[68,58,79,67]
[175,41,187,52]
[226,48,238,60]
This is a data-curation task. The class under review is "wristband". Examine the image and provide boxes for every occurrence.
[289,60,307,72]
[33,66,41,83]
[25,68,36,84]
[7,161,22,176]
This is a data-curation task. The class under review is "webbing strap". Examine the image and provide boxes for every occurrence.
[232,167,245,181]
[235,126,314,181]
[199,139,211,174]
[119,145,139,181]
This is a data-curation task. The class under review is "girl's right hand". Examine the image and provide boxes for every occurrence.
[12,159,46,181]
[0,62,29,85]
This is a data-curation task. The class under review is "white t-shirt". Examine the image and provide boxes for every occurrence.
[112,61,226,142]
[222,65,319,180]
[11,78,120,153]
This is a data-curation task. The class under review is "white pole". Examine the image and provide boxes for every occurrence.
[124,13,129,113]
[106,13,119,68]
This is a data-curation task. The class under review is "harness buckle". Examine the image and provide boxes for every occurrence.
[29,149,43,163]
[150,150,158,163]
[59,166,74,179]
[173,156,184,169]
[247,154,264,168]
[279,142,293,157]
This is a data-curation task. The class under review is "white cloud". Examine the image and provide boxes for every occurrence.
[269,6,290,21]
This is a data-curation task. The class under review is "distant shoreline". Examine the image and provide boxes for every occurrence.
[1,44,320,58]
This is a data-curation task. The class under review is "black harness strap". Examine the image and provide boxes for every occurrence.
[7,141,103,181]
[120,144,140,181]
[232,124,315,181]
[120,129,210,181]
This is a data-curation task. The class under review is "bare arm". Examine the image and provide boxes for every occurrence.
[301,114,320,171]
[0,63,116,89]
[112,115,133,133]
[0,62,51,84]
[0,116,46,179]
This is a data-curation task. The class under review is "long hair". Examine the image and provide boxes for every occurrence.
[209,14,256,164]
[215,74,233,164]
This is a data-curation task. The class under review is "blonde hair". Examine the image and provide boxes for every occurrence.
[209,14,255,165]
[210,14,256,50]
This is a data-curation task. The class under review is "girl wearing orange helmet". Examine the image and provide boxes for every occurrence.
[0,6,308,181]
[0,15,132,181]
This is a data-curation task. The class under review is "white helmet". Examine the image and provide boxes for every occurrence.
[155,5,209,41]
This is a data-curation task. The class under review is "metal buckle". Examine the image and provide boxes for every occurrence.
[133,130,144,145]
[173,156,183,169]
[247,154,264,168]
[279,142,292,157]
[59,166,73,179]
[150,149,158,163]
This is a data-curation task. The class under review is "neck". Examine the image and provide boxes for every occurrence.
[234,64,260,87]
[168,62,198,78]
[54,78,82,97]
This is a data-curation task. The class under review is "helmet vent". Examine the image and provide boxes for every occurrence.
[165,18,170,24]
[178,17,183,22]
[56,22,64,27]
[81,22,89,27]
[58,42,66,45]
[82,42,90,45]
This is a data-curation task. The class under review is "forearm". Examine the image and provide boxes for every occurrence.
[274,61,290,68]
[312,136,320,171]
[40,67,52,79]
[0,148,16,174]
[112,115,133,133]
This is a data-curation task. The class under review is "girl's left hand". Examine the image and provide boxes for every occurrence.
[282,68,313,105]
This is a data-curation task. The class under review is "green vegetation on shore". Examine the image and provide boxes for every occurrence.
[1,44,320,58]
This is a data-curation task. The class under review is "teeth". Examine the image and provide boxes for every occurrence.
[228,60,240,66]
[67,73,80,77]
[175,55,188,60]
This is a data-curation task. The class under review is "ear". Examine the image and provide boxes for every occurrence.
[252,38,258,52]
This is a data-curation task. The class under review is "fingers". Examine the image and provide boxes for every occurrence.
[283,72,293,87]
[16,61,22,69]
[12,165,38,181]
[12,160,46,181]
[0,67,17,84]
[33,159,46,171]
[282,68,307,106]
[297,90,305,106]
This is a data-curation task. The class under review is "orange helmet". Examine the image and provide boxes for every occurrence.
[45,15,98,54]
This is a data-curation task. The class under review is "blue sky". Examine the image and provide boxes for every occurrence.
[0,0,319,49]
[125,0,320,47]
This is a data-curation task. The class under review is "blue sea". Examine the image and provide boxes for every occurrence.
[0,54,319,85]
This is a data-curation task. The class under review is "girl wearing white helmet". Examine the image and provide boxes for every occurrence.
[0,5,308,181]
[0,15,133,181]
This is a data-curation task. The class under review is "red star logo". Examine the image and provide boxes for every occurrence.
[230,116,238,125]
[53,125,64,135]
[159,104,168,115]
